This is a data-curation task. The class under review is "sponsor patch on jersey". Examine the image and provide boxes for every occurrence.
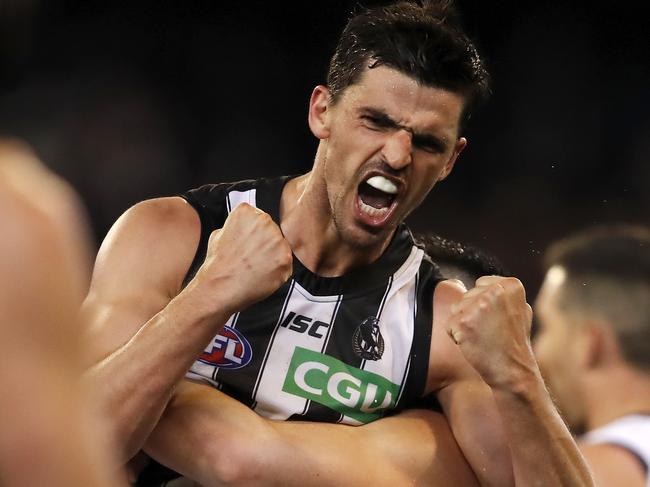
[352,316,385,360]
[282,346,399,423]
[197,326,253,369]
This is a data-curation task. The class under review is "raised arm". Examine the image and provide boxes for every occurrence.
[81,199,292,462]
[430,278,594,487]
[145,380,479,487]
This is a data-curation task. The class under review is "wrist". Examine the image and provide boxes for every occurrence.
[174,276,239,322]
[491,366,548,403]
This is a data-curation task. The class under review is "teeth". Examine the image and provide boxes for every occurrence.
[359,200,390,217]
[366,176,398,194]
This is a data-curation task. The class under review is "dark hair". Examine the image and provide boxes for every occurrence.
[415,232,506,285]
[545,225,650,284]
[545,225,650,370]
[327,0,490,129]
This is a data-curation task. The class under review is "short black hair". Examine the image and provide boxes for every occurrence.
[327,0,490,129]
[415,232,506,285]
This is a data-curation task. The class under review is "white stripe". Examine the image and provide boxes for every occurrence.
[226,188,257,214]
[582,415,650,487]
[359,246,423,407]
[253,281,342,420]
[252,280,296,402]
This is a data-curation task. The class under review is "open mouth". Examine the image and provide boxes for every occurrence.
[356,175,399,224]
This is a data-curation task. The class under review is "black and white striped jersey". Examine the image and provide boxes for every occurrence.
[180,175,444,425]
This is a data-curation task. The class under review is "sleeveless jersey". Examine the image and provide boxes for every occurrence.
[581,414,650,486]
[136,175,443,486]
[181,175,443,425]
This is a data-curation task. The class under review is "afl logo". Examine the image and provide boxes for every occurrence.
[198,326,253,369]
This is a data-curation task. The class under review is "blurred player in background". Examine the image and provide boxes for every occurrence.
[534,225,650,487]
[0,139,125,486]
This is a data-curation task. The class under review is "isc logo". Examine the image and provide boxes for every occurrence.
[198,326,253,369]
[280,311,330,339]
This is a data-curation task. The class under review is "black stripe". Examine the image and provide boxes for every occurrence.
[397,258,443,410]
[360,274,393,371]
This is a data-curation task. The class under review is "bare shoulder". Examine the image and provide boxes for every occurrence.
[80,196,203,363]
[90,196,201,299]
[579,442,647,487]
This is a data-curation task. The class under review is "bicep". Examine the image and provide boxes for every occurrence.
[437,379,513,487]
[428,282,514,486]
[80,197,201,365]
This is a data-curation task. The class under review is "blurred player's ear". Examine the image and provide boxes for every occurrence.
[580,320,616,370]
[308,85,331,140]
[438,137,467,182]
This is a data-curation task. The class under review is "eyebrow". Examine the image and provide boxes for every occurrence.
[359,107,449,153]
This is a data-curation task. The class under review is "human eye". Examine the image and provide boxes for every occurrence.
[360,115,386,130]
[413,135,445,154]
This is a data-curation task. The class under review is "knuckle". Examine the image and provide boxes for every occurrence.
[459,316,471,327]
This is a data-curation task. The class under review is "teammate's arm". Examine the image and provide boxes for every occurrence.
[430,278,594,487]
[145,380,479,487]
[81,199,292,462]
[0,141,125,486]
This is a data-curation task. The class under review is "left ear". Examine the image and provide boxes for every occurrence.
[438,137,467,181]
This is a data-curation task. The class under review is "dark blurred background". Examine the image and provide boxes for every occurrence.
[1,0,648,296]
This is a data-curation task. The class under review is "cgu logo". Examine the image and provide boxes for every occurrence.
[282,347,400,424]
[198,326,253,369]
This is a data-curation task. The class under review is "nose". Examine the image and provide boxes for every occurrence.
[382,129,412,170]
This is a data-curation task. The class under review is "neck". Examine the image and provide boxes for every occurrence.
[583,364,650,430]
[279,172,394,277]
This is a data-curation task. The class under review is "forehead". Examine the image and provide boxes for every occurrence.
[339,66,465,134]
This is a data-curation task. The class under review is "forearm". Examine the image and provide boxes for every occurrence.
[146,382,392,487]
[85,288,234,461]
[146,382,477,487]
[493,374,594,487]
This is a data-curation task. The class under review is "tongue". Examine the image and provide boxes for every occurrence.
[358,182,394,209]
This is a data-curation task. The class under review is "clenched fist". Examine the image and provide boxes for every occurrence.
[446,276,540,391]
[188,203,292,315]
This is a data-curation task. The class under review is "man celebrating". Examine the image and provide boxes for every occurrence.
[81,1,592,485]
[535,225,650,487]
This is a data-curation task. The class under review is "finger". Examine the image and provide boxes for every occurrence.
[450,283,498,315]
[474,275,506,288]
[476,275,526,297]
[207,228,223,246]
[436,280,466,311]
